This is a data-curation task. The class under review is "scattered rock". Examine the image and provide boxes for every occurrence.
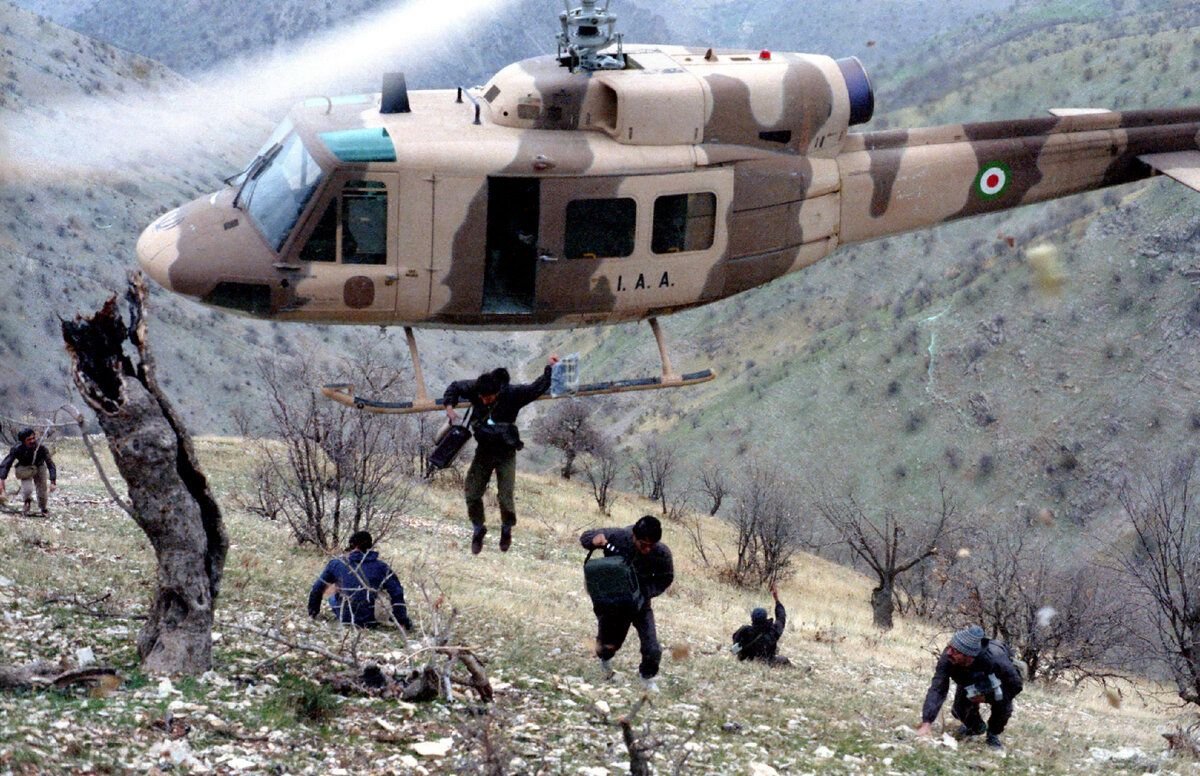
[749,763,778,776]
[813,745,835,759]
[411,738,453,757]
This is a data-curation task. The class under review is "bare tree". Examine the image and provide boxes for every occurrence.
[583,441,621,515]
[812,477,956,629]
[724,460,802,587]
[61,274,228,676]
[531,399,601,480]
[630,440,677,514]
[942,518,1132,683]
[1114,454,1200,705]
[238,351,418,552]
[696,460,729,516]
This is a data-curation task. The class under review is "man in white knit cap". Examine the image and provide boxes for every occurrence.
[915,625,1024,750]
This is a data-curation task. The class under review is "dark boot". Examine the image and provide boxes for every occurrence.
[499,524,512,552]
[986,733,1003,750]
[471,524,487,555]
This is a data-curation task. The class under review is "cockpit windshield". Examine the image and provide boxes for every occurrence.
[240,123,324,252]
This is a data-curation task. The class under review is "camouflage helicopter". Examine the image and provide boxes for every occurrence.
[136,0,1200,413]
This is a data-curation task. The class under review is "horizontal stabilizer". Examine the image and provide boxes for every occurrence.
[1047,108,1113,117]
[1139,151,1200,193]
[323,369,717,415]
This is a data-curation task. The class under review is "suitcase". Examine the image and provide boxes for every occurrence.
[583,547,644,613]
[427,409,472,471]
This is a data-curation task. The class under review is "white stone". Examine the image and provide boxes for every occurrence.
[594,700,610,715]
[411,738,453,757]
[813,746,835,759]
[75,647,96,667]
[749,763,779,775]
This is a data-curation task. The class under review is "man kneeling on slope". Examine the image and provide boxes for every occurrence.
[307,531,413,630]
[916,625,1023,750]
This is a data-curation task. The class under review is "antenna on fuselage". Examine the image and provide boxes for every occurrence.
[557,0,624,72]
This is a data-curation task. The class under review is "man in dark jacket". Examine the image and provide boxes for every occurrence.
[443,356,558,554]
[916,625,1024,750]
[307,531,413,630]
[732,582,790,666]
[0,428,57,516]
[580,515,674,692]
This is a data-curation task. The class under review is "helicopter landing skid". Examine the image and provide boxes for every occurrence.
[321,317,715,414]
[322,368,715,415]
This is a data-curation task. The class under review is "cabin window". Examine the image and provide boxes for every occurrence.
[652,192,716,254]
[342,182,388,265]
[298,180,388,265]
[564,197,635,259]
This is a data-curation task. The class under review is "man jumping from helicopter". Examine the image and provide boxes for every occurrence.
[443,355,558,554]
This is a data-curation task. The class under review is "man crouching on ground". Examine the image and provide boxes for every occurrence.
[580,515,674,692]
[307,531,413,631]
[916,625,1024,750]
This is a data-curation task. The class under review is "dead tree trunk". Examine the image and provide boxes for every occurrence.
[62,273,228,676]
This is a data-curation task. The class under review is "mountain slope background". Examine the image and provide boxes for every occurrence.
[1,0,1198,620]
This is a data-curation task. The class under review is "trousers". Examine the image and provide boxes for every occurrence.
[464,447,517,526]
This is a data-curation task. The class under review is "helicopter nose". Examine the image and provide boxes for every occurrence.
[136,208,184,292]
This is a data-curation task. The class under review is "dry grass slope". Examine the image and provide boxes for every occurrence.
[0,439,1189,774]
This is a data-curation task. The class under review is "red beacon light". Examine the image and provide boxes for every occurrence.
[759,49,771,60]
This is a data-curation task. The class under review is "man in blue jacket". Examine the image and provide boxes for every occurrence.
[307,531,413,630]
[916,625,1024,750]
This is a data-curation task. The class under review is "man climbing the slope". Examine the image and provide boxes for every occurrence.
[580,515,674,692]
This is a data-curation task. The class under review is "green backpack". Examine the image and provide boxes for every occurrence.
[583,548,644,612]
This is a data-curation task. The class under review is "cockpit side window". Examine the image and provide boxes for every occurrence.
[298,180,388,265]
[299,201,337,262]
[652,192,716,254]
[564,197,635,259]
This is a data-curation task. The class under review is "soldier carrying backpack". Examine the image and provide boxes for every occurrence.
[731,582,791,666]
[580,515,674,693]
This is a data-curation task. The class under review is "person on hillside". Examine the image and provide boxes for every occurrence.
[916,625,1024,751]
[443,356,558,554]
[731,582,791,666]
[0,428,57,516]
[307,531,413,630]
[580,515,674,692]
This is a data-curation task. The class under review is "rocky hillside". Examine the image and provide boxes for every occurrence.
[0,439,1186,774]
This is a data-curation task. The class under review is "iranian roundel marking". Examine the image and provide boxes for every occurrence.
[974,162,1012,200]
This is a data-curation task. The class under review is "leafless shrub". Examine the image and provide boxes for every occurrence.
[723,459,803,587]
[936,517,1133,684]
[237,351,419,552]
[696,460,729,516]
[531,399,601,480]
[583,441,621,515]
[629,440,678,514]
[1114,453,1200,705]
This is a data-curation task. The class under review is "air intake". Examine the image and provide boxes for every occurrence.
[381,72,411,114]
[835,57,874,126]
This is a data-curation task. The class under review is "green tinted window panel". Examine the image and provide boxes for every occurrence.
[320,128,397,162]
